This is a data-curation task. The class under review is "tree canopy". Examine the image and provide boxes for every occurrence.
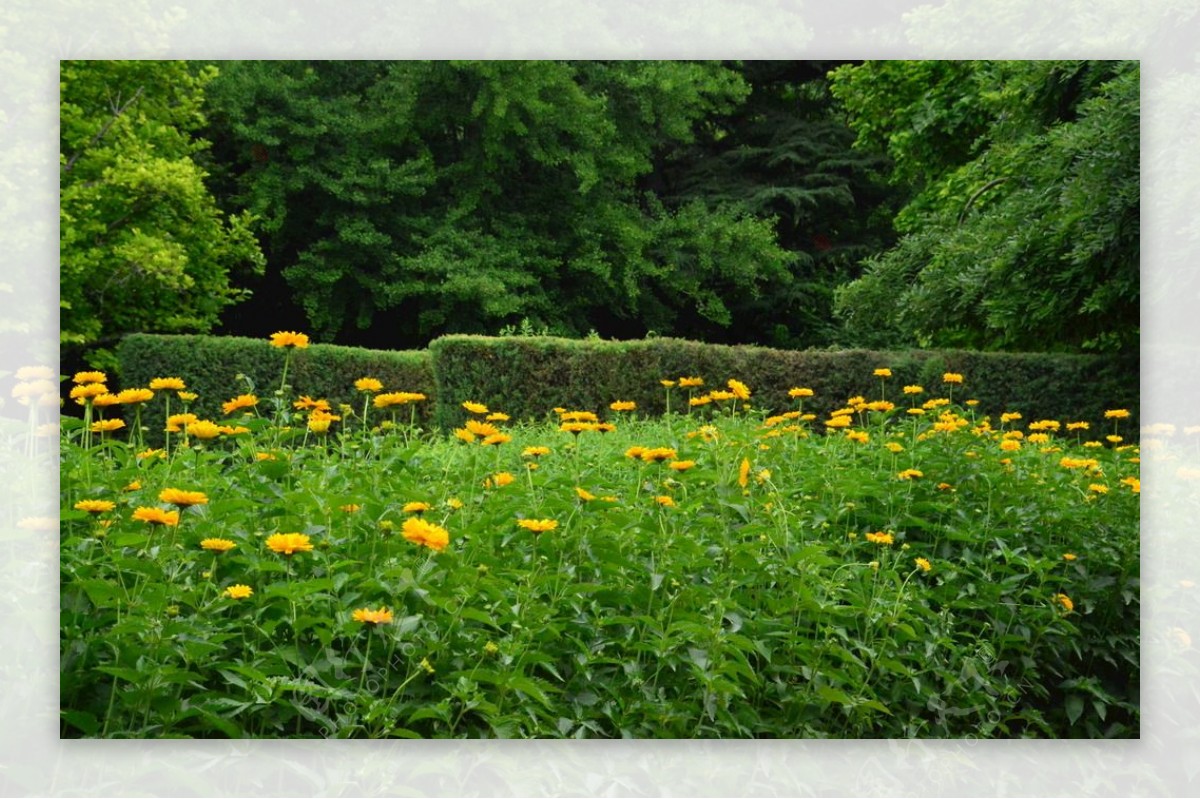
[58,59,1138,363]
[829,60,1139,354]
[202,60,800,346]
[60,60,264,368]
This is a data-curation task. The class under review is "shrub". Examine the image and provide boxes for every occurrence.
[429,335,1138,430]
[115,334,435,443]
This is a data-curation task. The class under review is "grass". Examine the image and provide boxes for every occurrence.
[59,368,1140,738]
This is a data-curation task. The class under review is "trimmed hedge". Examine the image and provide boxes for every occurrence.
[116,334,435,443]
[113,333,1138,441]
[429,335,1139,431]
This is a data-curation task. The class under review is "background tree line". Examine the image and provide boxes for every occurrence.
[60,59,1139,369]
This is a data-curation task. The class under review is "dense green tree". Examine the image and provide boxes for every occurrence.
[202,60,796,347]
[659,60,901,347]
[60,60,264,369]
[829,60,1139,353]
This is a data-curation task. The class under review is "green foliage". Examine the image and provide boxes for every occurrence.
[116,334,435,442]
[60,61,265,368]
[660,61,901,348]
[60,367,1141,738]
[829,60,1139,354]
[429,335,1138,431]
[201,60,793,345]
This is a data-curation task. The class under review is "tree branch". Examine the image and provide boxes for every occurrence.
[61,86,144,175]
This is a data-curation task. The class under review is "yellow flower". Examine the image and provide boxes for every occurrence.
[905,408,925,416]
[689,395,712,407]
[845,430,869,444]
[1000,439,1021,452]
[789,387,814,398]
[124,480,142,492]
[1063,553,1078,561]
[1106,435,1123,444]
[866,400,895,413]
[222,394,258,414]
[942,372,964,384]
[1120,476,1140,494]
[727,379,751,401]
[136,447,165,460]
[91,419,126,433]
[669,460,696,472]
[224,584,253,600]
[131,507,180,526]
[824,416,852,428]
[308,416,332,434]
[1027,433,1050,444]
[486,472,515,488]
[1088,483,1109,494]
[738,457,751,488]
[902,385,924,395]
[1104,409,1130,419]
[885,442,904,453]
[575,487,597,502]
[486,412,510,422]
[270,331,310,348]
[201,538,237,553]
[517,518,558,534]
[187,420,223,439]
[266,532,314,555]
[178,391,198,402]
[481,432,511,446]
[654,495,676,507]
[453,427,476,444]
[1060,456,1100,470]
[340,504,361,513]
[1054,593,1074,613]
[897,469,923,480]
[355,377,383,393]
[865,531,894,546]
[352,607,394,625]
[660,379,676,388]
[73,370,107,384]
[914,557,932,573]
[610,400,637,412]
[70,383,109,403]
[462,401,489,415]
[159,488,209,507]
[446,497,464,510]
[679,377,704,388]
[114,388,155,405]
[560,410,599,423]
[148,377,186,391]
[403,501,431,514]
[374,391,425,408]
[522,446,551,458]
[74,499,116,514]
[465,419,500,438]
[640,447,678,463]
[873,368,892,378]
[625,446,647,459]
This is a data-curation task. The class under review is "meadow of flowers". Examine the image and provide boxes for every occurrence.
[59,334,1140,738]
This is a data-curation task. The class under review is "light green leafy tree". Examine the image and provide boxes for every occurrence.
[60,60,264,368]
